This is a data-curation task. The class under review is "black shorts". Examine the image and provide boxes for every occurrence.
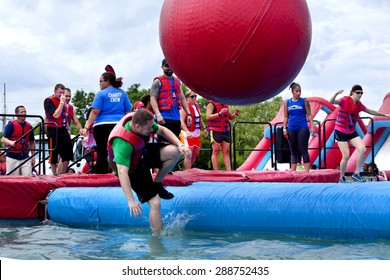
[210,130,231,144]
[334,129,359,142]
[157,119,181,142]
[129,143,166,203]
[48,132,73,164]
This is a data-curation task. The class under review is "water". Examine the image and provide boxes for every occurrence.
[1,219,390,260]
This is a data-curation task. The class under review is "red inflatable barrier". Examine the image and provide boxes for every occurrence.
[0,176,53,219]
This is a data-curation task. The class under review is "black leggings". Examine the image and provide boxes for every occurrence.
[93,124,116,174]
[287,127,310,164]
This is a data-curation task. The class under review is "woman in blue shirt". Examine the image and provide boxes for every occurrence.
[282,82,315,172]
[82,68,132,173]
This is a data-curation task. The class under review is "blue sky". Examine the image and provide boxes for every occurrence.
[0,0,389,122]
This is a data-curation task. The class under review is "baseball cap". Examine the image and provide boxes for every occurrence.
[134,101,145,109]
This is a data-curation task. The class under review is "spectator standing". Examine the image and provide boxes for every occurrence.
[180,91,208,169]
[81,66,132,174]
[282,82,315,172]
[206,100,240,170]
[1,105,36,175]
[64,88,82,134]
[150,58,192,142]
[44,83,73,175]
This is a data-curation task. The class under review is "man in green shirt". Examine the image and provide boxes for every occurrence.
[108,109,191,234]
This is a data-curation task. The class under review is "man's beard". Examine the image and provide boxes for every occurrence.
[164,68,173,77]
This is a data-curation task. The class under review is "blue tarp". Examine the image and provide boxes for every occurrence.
[48,181,390,240]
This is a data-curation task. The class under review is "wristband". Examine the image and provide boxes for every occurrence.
[178,143,185,149]
[156,113,162,118]
[283,128,287,132]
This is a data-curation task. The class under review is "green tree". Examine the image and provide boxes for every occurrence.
[126,83,150,104]
[177,95,282,170]
[71,90,95,127]
[230,96,283,169]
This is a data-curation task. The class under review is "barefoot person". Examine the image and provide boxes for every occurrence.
[108,109,191,234]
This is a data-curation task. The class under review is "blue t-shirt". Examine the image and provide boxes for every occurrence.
[286,98,308,131]
[92,86,132,125]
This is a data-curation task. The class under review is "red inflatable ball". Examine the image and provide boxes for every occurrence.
[159,0,312,105]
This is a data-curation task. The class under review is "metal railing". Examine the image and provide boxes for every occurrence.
[231,116,378,171]
[0,113,87,175]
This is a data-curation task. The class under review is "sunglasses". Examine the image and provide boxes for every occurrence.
[355,91,363,95]
[163,63,170,68]
[189,95,197,99]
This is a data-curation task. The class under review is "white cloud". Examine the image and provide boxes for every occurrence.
[0,0,389,126]
[286,0,390,115]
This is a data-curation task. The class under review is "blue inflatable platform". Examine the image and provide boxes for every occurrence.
[47,181,390,240]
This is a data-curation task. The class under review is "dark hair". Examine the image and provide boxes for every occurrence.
[65,88,71,92]
[101,71,123,88]
[54,83,65,91]
[351,84,363,92]
[132,109,154,126]
[162,58,167,66]
[289,82,301,91]
[350,84,363,96]
[15,105,25,114]
[140,94,150,105]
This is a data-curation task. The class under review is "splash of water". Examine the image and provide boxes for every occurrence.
[160,211,198,236]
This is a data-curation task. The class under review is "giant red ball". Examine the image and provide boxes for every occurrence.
[159,0,312,105]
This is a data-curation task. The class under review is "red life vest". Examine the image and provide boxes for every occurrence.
[336,96,362,132]
[155,75,182,111]
[207,101,230,132]
[67,104,74,125]
[107,113,149,172]
[186,103,202,132]
[45,96,67,128]
[7,120,32,155]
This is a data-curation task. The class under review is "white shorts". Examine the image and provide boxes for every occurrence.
[6,157,32,176]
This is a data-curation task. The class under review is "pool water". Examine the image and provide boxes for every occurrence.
[1,219,390,260]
